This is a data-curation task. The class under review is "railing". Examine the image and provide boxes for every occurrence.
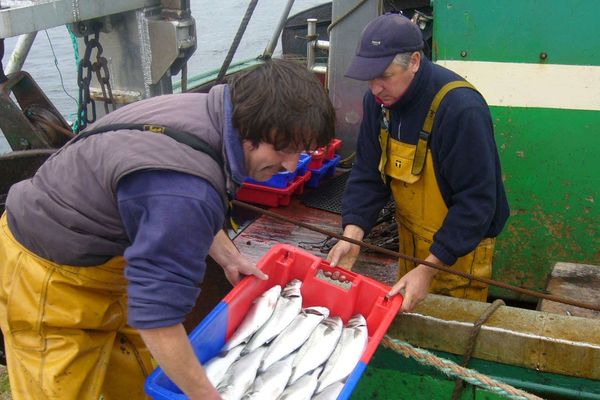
[306,18,329,75]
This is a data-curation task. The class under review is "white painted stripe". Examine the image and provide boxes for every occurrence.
[436,60,600,111]
[405,312,600,350]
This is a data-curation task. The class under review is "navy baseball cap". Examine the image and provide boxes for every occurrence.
[345,13,424,81]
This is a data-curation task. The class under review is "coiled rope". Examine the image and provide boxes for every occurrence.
[381,336,544,400]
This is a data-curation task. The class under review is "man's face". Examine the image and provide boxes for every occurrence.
[243,140,302,182]
[368,52,421,106]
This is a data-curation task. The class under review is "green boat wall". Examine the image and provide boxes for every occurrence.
[432,0,600,299]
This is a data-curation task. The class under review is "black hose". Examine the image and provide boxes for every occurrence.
[216,0,259,84]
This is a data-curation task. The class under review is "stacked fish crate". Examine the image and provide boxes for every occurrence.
[145,244,402,400]
[306,139,343,189]
[235,153,312,207]
[235,138,344,206]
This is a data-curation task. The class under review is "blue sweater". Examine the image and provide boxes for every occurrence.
[342,58,509,265]
[117,170,225,329]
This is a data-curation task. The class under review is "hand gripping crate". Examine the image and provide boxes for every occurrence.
[145,244,403,400]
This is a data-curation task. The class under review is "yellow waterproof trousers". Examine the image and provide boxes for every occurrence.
[0,213,153,399]
[382,134,494,301]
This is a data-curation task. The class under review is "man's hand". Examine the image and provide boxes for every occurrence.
[326,224,365,269]
[209,230,267,285]
[388,254,443,312]
[220,255,267,286]
[327,240,360,270]
[139,324,221,400]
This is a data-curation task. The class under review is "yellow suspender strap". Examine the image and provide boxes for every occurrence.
[378,107,391,184]
[411,80,477,175]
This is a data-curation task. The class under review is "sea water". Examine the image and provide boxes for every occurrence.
[0,0,327,154]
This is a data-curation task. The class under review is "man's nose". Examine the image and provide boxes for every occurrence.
[281,152,301,172]
[368,80,382,95]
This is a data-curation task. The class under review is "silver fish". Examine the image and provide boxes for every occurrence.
[311,382,344,400]
[289,316,343,384]
[277,367,322,400]
[242,353,295,400]
[316,314,368,393]
[204,344,244,387]
[218,346,268,400]
[260,306,330,373]
[223,284,282,351]
[244,279,302,354]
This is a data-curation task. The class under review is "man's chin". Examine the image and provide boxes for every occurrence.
[250,173,275,182]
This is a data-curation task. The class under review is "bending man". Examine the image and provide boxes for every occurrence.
[0,59,335,399]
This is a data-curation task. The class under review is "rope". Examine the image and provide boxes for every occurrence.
[231,200,600,312]
[216,0,259,84]
[451,299,505,400]
[381,336,544,400]
[327,0,370,33]
[67,25,82,133]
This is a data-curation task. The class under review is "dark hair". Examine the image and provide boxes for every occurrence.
[229,59,335,151]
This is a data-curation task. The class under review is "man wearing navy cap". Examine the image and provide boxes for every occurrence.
[328,13,509,312]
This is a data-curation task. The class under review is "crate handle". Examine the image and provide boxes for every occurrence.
[314,268,353,291]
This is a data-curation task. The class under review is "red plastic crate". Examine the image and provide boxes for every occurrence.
[307,148,326,170]
[235,171,311,207]
[224,244,403,365]
[324,138,343,160]
[145,244,403,400]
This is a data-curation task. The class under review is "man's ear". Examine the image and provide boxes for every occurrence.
[410,51,421,73]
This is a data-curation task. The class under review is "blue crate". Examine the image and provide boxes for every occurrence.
[244,153,311,188]
[306,154,341,189]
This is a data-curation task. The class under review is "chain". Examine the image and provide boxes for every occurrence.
[92,42,115,115]
[76,29,115,133]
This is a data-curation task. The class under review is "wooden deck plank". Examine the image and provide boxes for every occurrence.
[538,262,600,319]
[232,198,398,286]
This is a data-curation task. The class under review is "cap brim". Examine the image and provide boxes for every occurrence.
[344,54,395,81]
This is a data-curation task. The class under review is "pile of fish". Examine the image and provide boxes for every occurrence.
[203,279,369,400]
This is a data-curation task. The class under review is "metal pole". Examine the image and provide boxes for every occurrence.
[6,32,37,74]
[262,0,295,59]
[306,18,317,71]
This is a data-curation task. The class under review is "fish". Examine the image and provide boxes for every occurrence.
[311,382,344,400]
[217,346,268,400]
[203,344,244,387]
[289,316,343,384]
[277,366,322,400]
[241,352,295,400]
[244,279,303,354]
[222,284,282,351]
[260,306,330,373]
[315,314,368,393]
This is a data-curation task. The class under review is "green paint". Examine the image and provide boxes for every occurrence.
[433,0,600,66]
[351,347,600,399]
[431,0,600,299]
[491,106,600,297]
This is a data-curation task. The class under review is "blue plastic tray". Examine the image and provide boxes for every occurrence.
[306,154,341,189]
[245,153,311,188]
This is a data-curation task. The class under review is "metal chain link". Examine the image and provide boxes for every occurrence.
[77,32,97,132]
[92,44,115,115]
[76,29,115,133]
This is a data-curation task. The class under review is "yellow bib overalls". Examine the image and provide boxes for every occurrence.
[379,82,494,301]
[0,213,154,399]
